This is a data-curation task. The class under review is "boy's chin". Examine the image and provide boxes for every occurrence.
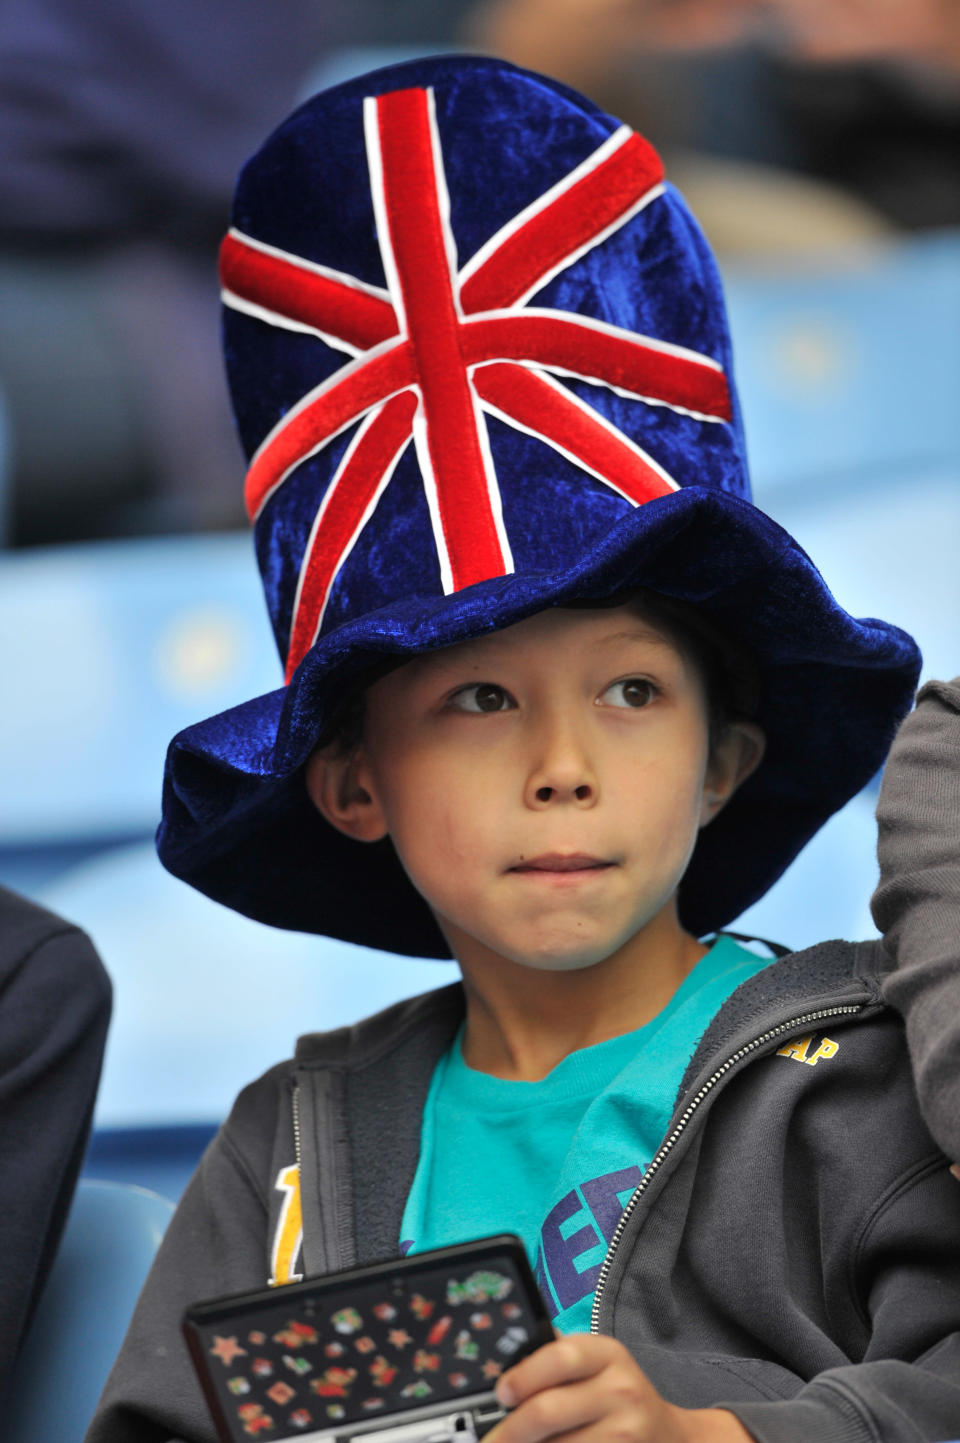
[506,946,620,974]
[434,908,660,976]
[485,931,628,974]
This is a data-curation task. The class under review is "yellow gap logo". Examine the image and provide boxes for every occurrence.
[776,1034,838,1067]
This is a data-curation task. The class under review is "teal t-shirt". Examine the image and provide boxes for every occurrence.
[400,935,775,1334]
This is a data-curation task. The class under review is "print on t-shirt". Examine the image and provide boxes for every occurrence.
[534,1165,644,1326]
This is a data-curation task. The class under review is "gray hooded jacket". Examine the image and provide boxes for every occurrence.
[86,938,960,1443]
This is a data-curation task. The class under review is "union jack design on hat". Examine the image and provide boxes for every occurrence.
[157,55,919,952]
[220,86,731,681]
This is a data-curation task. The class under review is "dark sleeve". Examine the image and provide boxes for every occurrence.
[728,1155,960,1443]
[84,1074,285,1443]
[0,886,112,1402]
[870,677,960,1160]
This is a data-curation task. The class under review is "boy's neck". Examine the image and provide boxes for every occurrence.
[451,907,707,1081]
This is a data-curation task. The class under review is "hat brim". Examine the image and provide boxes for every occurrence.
[158,488,919,953]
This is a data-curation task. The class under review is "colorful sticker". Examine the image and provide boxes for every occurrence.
[369,1356,399,1387]
[252,1358,274,1378]
[332,1307,363,1334]
[401,1379,433,1400]
[248,1331,267,1346]
[455,1331,479,1361]
[501,1303,522,1320]
[283,1354,313,1376]
[267,1382,296,1406]
[426,1316,452,1346]
[447,1271,513,1305]
[273,1321,317,1349]
[354,1335,376,1354]
[413,1349,440,1373]
[388,1328,412,1349]
[210,1336,248,1367]
[470,1312,492,1331]
[362,1397,387,1411]
[496,1327,529,1357]
[324,1341,345,1358]
[289,1409,313,1429]
[482,1360,502,1380]
[311,1366,357,1398]
[237,1402,274,1436]
[449,1373,469,1389]
[409,1293,434,1320]
[227,1377,251,1396]
[326,1405,346,1420]
[372,1302,397,1322]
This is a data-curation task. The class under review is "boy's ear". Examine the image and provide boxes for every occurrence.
[304,745,389,843]
[700,721,766,828]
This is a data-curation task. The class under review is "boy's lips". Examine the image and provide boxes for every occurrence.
[509,853,613,873]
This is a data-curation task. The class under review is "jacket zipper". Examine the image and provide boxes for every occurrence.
[292,1082,303,1179]
[589,1003,863,1333]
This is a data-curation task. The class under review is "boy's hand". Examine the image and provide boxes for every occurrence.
[491,1335,753,1443]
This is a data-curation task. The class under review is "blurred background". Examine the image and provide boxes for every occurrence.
[1,0,958,1202]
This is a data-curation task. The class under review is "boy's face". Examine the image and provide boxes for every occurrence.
[308,604,760,974]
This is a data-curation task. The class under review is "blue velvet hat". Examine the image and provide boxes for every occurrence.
[157,54,919,954]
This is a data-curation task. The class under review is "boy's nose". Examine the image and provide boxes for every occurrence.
[525,722,598,808]
[533,779,594,804]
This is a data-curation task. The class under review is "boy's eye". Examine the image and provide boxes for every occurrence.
[600,678,658,709]
[448,683,515,713]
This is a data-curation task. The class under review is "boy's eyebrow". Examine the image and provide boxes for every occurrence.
[598,627,675,649]
[414,624,676,676]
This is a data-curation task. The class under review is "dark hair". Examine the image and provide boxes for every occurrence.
[318,590,759,757]
[319,680,368,756]
[315,656,396,756]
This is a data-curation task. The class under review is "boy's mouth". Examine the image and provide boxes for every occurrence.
[510,853,612,873]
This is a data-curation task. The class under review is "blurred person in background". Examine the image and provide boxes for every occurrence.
[466,0,960,249]
[0,0,342,546]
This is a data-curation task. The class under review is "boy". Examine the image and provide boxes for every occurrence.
[87,55,960,1443]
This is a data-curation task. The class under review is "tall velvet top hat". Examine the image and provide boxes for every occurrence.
[158,54,919,955]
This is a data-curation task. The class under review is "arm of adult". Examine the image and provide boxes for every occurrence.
[871,676,960,1162]
[0,886,111,1405]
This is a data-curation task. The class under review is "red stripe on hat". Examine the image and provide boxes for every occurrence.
[375,88,510,591]
[474,363,677,506]
[244,339,415,521]
[220,231,398,352]
[459,129,664,314]
[463,313,731,421]
[285,391,417,680]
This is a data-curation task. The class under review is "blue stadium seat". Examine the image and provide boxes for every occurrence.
[6,1179,175,1443]
[0,530,280,864]
[83,1122,220,1204]
[723,229,960,494]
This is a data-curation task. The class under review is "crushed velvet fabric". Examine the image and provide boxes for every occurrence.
[157,55,919,953]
